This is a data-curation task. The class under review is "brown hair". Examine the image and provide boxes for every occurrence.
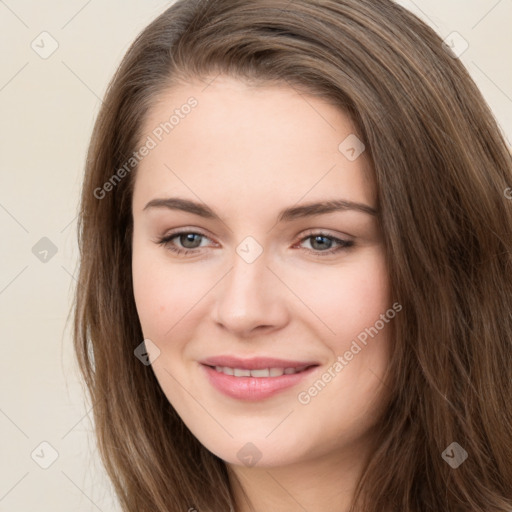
[72,0,512,510]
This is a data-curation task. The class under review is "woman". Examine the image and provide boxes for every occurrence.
[73,0,512,511]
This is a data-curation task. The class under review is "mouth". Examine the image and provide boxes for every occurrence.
[199,356,320,401]
[205,364,315,377]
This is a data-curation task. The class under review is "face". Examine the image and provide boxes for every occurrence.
[131,75,393,469]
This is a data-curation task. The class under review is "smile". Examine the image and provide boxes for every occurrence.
[210,365,311,377]
[201,363,319,401]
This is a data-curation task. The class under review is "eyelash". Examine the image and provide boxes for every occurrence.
[155,230,354,257]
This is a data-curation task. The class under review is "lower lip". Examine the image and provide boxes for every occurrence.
[200,364,318,401]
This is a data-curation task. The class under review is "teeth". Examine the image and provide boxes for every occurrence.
[250,368,270,377]
[234,368,251,377]
[213,366,307,377]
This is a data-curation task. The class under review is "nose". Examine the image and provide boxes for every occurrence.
[211,247,290,338]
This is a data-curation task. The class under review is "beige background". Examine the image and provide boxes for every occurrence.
[0,1,511,510]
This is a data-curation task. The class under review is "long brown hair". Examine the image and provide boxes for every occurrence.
[72,1,512,510]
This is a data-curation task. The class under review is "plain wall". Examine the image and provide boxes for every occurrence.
[0,1,511,510]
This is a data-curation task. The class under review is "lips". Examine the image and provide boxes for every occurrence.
[199,355,320,401]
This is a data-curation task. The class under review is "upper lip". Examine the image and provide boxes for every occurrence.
[200,356,319,370]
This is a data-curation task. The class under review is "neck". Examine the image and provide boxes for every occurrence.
[226,436,373,512]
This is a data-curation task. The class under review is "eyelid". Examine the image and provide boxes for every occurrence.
[158,226,215,242]
[297,227,354,242]
[158,227,352,243]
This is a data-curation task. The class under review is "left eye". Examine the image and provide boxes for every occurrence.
[156,231,354,256]
[299,233,353,253]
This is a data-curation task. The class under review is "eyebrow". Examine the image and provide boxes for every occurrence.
[143,197,378,222]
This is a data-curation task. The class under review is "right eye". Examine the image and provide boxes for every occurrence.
[156,231,213,256]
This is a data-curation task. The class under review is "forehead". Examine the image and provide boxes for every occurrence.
[133,75,375,212]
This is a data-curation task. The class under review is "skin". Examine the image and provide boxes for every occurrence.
[131,75,394,512]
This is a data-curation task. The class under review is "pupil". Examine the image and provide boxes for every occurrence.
[312,235,331,250]
[182,233,200,249]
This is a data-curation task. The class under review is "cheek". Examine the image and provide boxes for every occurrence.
[132,246,160,336]
[132,242,178,339]
[299,251,390,345]
[132,241,214,341]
